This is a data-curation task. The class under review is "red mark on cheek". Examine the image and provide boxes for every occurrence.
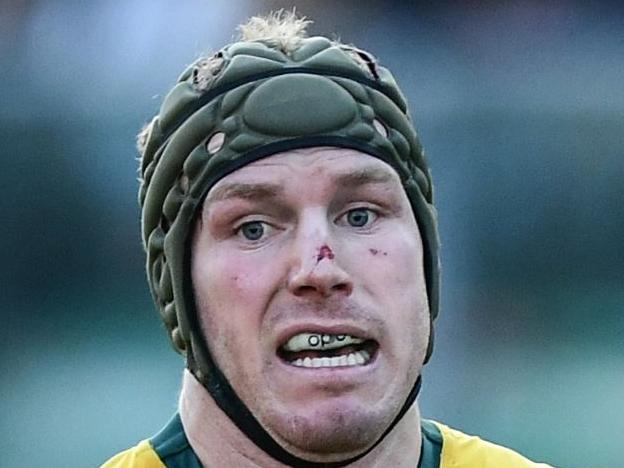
[317,245,335,262]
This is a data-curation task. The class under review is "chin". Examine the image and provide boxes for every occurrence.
[261,398,393,457]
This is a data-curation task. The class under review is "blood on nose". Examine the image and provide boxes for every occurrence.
[316,244,335,262]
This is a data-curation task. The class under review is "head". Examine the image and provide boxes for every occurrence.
[138,10,440,466]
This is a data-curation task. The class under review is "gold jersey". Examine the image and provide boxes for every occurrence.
[102,414,553,468]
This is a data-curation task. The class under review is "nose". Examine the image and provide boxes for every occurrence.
[288,252,353,298]
[286,221,353,299]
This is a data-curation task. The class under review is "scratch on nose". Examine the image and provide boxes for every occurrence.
[316,244,335,263]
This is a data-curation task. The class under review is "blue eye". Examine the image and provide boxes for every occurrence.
[239,221,265,241]
[346,208,373,227]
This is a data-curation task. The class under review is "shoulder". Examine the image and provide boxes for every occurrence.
[101,413,202,468]
[100,440,165,468]
[428,420,554,468]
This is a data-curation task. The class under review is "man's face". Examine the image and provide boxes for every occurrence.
[191,147,429,457]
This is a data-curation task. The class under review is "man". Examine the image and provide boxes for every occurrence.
[103,11,553,468]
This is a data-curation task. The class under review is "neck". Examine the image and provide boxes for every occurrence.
[178,369,422,467]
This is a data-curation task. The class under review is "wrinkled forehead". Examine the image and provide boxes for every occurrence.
[204,146,403,205]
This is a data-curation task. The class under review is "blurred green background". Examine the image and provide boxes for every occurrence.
[1,1,622,467]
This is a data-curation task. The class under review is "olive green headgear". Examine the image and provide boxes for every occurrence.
[139,34,440,467]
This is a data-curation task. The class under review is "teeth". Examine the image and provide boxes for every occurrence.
[290,351,371,368]
[347,353,357,366]
[354,352,365,365]
[283,332,364,352]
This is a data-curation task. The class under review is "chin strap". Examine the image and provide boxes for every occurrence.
[188,350,422,468]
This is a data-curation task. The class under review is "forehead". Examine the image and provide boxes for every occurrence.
[205,147,402,202]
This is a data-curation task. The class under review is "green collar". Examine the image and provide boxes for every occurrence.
[150,413,202,468]
[419,419,443,468]
[149,413,443,467]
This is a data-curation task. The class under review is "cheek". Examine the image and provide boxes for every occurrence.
[192,253,267,370]
[361,232,429,351]
[192,247,282,333]
[364,234,424,292]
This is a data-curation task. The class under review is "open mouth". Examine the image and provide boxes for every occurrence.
[277,332,378,369]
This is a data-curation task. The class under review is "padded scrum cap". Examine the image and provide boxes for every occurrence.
[139,34,440,466]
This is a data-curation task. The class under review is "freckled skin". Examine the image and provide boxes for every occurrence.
[191,147,429,459]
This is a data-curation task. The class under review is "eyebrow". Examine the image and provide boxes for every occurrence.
[331,166,396,187]
[205,182,283,205]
